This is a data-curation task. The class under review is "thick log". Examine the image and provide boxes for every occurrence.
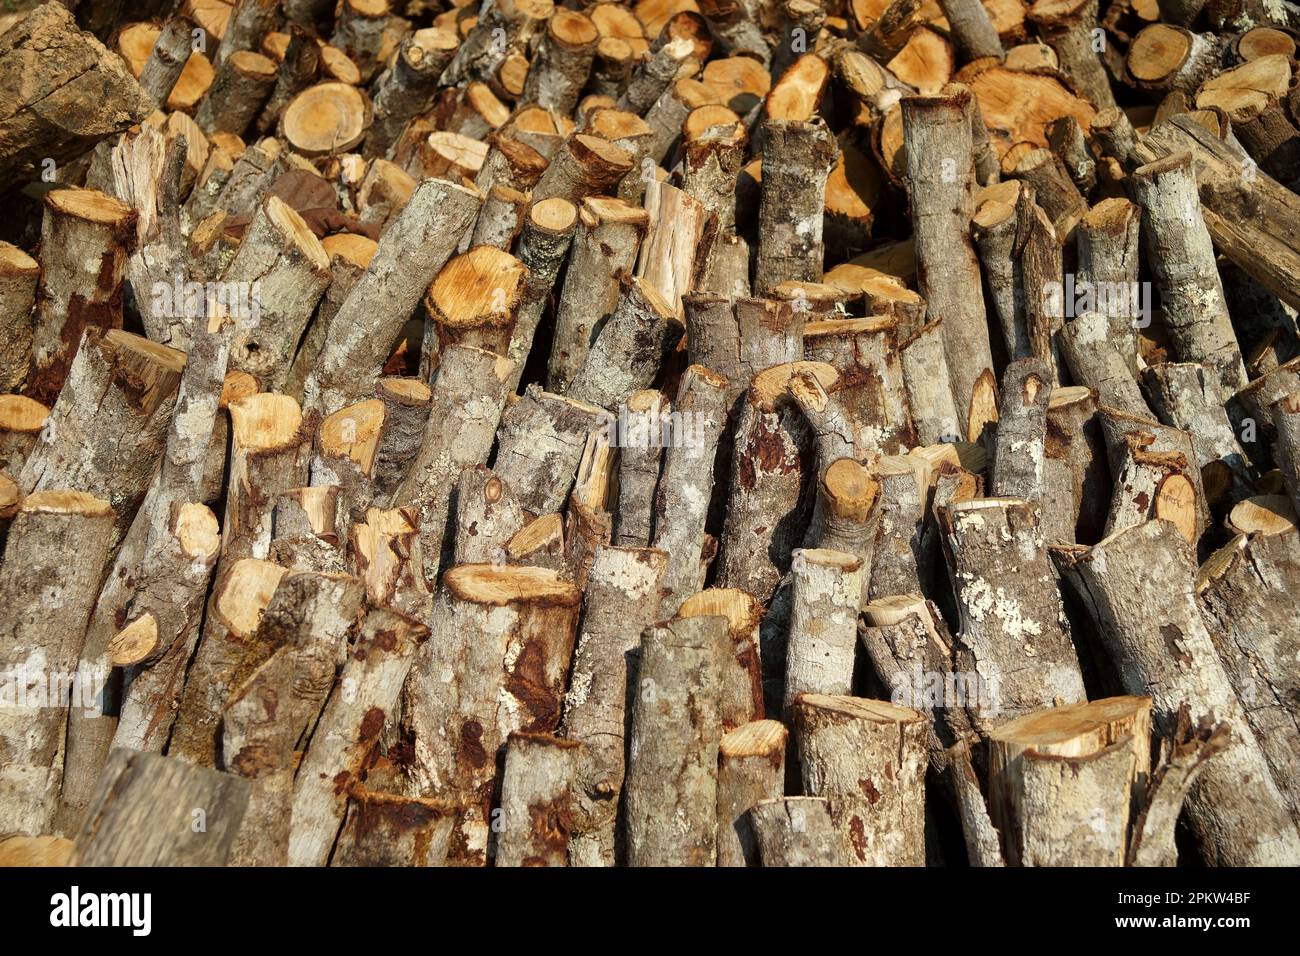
[495,732,580,867]
[332,790,456,867]
[492,386,610,516]
[624,615,730,866]
[0,491,115,836]
[755,117,836,293]
[747,796,844,866]
[69,749,249,866]
[716,720,786,868]
[792,694,928,866]
[1057,519,1300,865]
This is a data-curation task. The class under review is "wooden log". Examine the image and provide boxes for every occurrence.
[1058,312,1151,418]
[1046,385,1109,542]
[567,278,678,409]
[545,183,651,390]
[612,390,665,548]
[624,615,730,866]
[0,3,154,185]
[867,455,929,600]
[364,28,457,156]
[255,27,322,136]
[938,497,1087,730]
[971,181,1028,362]
[1012,148,1085,241]
[390,345,513,586]
[1029,0,1115,110]
[716,362,837,601]
[530,133,634,206]
[747,796,845,866]
[1126,24,1222,94]
[330,0,391,83]
[651,364,730,613]
[991,358,1052,501]
[196,50,277,135]
[783,549,866,715]
[403,565,580,865]
[716,720,787,868]
[1131,152,1248,399]
[902,89,994,431]
[452,465,525,566]
[1075,197,1142,375]
[492,385,611,515]
[0,242,39,394]
[287,606,426,866]
[755,117,837,293]
[803,317,916,457]
[495,731,580,867]
[940,0,1004,62]
[223,196,330,390]
[138,15,197,108]
[899,320,962,445]
[303,178,481,415]
[332,789,456,867]
[1274,391,1300,517]
[19,329,184,537]
[0,395,46,477]
[1057,519,1300,865]
[1197,531,1300,823]
[559,545,666,865]
[506,198,579,393]
[0,491,115,836]
[683,294,805,404]
[1143,362,1252,502]
[698,0,769,64]
[26,188,135,405]
[521,9,599,117]
[988,696,1151,866]
[424,245,528,367]
[69,749,249,866]
[792,694,928,866]
[618,37,697,118]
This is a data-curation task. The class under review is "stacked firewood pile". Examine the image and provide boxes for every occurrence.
[0,0,1297,869]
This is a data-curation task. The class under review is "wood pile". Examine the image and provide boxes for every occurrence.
[0,0,1298,868]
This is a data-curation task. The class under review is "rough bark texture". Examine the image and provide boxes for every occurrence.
[1059,519,1300,865]
[623,616,729,866]
[756,117,837,294]
[495,732,580,867]
[716,720,787,867]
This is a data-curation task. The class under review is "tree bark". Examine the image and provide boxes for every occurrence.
[0,491,115,836]
[755,117,836,294]
[783,549,865,715]
[68,749,249,866]
[624,615,730,866]
[792,693,929,866]
[288,606,427,866]
[716,719,787,867]
[495,731,580,867]
[747,796,845,866]
[1057,518,1300,865]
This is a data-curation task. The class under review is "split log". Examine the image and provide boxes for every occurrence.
[623,615,730,866]
[651,364,730,614]
[495,732,580,867]
[716,720,787,868]
[0,491,115,837]
[303,177,481,415]
[0,3,154,185]
[69,749,249,866]
[902,89,994,432]
[747,796,844,866]
[792,694,928,866]
[561,545,667,866]
[938,497,1087,730]
[1058,519,1300,865]
[1012,148,1085,241]
[402,565,580,865]
[287,607,427,867]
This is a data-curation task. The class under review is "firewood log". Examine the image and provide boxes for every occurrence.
[716,719,787,867]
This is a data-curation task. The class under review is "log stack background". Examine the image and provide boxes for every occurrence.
[0,0,1298,867]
